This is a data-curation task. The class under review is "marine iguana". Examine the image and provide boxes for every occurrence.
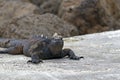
[0,34,84,64]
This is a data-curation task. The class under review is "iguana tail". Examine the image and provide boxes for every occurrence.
[0,48,8,53]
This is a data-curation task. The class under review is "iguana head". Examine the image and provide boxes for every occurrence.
[48,33,63,55]
[51,33,63,46]
[52,33,62,39]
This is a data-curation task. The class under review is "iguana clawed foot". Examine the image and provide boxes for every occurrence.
[27,59,43,64]
[70,56,84,60]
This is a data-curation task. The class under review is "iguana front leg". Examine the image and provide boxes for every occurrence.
[62,48,84,60]
[27,38,47,64]
[27,53,43,64]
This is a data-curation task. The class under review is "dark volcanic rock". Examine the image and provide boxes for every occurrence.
[0,13,79,39]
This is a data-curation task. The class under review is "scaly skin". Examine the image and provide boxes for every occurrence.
[0,36,84,64]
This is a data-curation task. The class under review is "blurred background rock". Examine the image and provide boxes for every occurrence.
[0,0,120,38]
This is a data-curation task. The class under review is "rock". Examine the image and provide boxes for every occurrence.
[99,0,120,29]
[0,0,39,23]
[58,0,83,18]
[29,0,62,14]
[29,0,48,6]
[58,0,120,34]
[0,13,79,39]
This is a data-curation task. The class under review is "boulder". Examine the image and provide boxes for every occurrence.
[29,0,62,14]
[99,0,120,29]
[0,0,39,23]
[58,0,120,34]
[58,0,83,18]
[0,13,79,39]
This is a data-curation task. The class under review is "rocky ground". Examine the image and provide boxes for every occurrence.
[0,0,120,38]
[0,30,120,80]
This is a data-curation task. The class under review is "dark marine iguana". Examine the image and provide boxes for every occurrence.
[0,33,84,64]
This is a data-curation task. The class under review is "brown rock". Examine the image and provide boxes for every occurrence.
[29,0,62,14]
[0,13,79,39]
[99,0,120,29]
[58,0,120,34]
[0,0,39,22]
[58,0,83,18]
